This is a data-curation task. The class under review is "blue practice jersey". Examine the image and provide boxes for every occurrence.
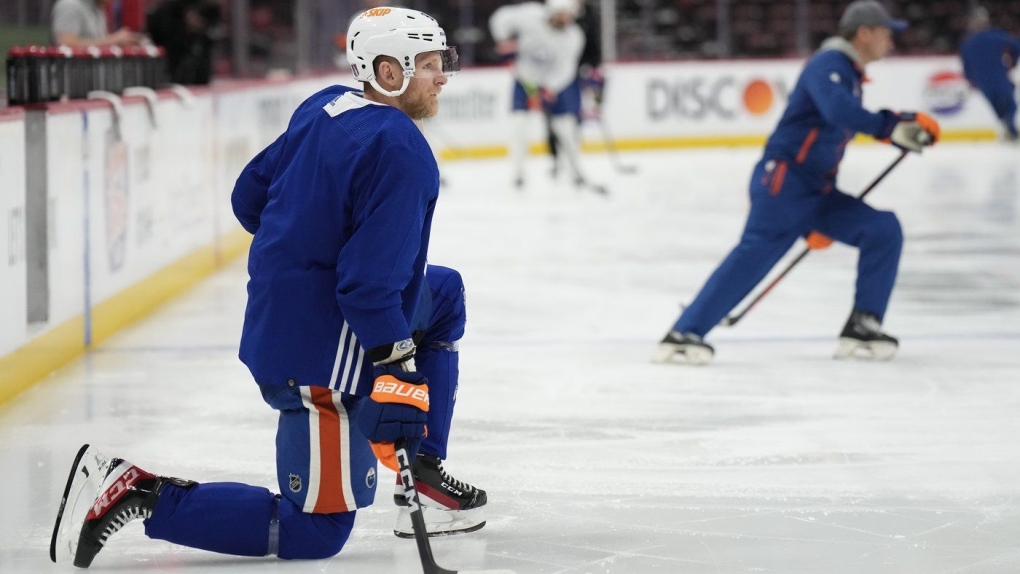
[762,39,896,190]
[960,28,1020,88]
[231,85,440,394]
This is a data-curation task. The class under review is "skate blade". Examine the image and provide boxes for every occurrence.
[50,445,108,563]
[834,338,897,361]
[393,505,486,538]
[653,343,713,366]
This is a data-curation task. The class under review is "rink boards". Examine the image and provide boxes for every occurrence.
[428,56,1009,157]
[0,55,1013,404]
[0,77,339,404]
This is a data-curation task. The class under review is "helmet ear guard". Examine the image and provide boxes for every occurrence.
[346,7,460,97]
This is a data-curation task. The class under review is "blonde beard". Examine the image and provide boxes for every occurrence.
[399,93,438,121]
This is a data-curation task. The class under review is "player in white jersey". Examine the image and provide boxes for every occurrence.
[490,0,590,189]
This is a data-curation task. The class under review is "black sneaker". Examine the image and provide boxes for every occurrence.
[835,310,898,360]
[655,330,714,365]
[393,453,486,537]
[50,445,183,568]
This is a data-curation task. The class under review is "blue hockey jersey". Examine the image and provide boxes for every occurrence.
[960,28,1020,88]
[762,38,897,190]
[231,85,440,395]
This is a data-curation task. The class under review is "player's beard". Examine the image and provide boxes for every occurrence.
[400,90,439,121]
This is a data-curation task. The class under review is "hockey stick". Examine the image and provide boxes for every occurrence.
[597,119,638,174]
[395,441,515,574]
[719,149,910,327]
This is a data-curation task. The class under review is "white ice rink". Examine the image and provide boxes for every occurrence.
[2,143,1019,573]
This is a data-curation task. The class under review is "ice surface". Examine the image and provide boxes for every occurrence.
[2,143,1019,573]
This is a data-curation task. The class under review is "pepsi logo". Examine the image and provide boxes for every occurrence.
[923,71,970,116]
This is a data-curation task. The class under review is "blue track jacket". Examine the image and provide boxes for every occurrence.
[762,38,898,190]
[232,85,439,394]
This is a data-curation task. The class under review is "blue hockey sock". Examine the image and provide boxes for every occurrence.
[144,482,275,557]
[145,482,357,560]
[418,345,458,460]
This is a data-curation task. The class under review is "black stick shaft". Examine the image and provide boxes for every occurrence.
[396,441,457,574]
[598,119,637,173]
[724,149,909,327]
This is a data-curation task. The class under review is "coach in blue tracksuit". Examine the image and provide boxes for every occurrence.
[657,0,941,365]
[960,7,1020,141]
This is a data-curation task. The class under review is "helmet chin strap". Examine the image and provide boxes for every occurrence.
[369,75,411,97]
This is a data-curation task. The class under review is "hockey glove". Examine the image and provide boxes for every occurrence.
[357,340,429,473]
[805,231,833,250]
[888,112,941,153]
[522,83,542,110]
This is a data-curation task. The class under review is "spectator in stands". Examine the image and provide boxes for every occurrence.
[51,0,143,47]
[960,6,1020,141]
[146,0,222,85]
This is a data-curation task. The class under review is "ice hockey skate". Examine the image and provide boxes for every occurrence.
[50,444,172,568]
[393,453,487,538]
[834,310,898,360]
[655,330,714,365]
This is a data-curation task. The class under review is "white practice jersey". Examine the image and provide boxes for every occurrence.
[489,2,585,95]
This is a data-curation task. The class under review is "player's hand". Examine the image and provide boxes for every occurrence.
[358,341,429,472]
[521,83,543,110]
[539,87,556,104]
[805,231,833,250]
[889,112,941,153]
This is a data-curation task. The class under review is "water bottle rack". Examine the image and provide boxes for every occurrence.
[6,45,167,106]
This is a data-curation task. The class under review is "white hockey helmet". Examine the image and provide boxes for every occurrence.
[546,0,580,17]
[346,7,459,97]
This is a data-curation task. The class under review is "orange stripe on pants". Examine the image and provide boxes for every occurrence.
[796,128,818,163]
[309,386,349,513]
[770,162,787,196]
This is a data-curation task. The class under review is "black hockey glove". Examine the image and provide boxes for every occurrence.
[356,339,429,472]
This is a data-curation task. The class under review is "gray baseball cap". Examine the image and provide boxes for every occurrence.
[839,1,908,34]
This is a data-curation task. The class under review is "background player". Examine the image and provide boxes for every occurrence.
[490,0,592,190]
[656,0,940,365]
[960,6,1020,142]
[51,7,485,568]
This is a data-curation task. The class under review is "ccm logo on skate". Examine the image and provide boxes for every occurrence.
[86,466,154,520]
[372,377,430,410]
[442,481,464,496]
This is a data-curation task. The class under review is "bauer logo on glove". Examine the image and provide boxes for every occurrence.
[372,376,430,409]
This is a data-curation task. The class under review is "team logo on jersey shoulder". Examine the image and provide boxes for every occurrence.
[830,72,841,84]
[289,473,302,493]
[366,467,377,488]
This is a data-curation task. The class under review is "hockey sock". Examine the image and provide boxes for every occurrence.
[144,482,275,557]
[509,111,529,180]
[417,345,458,460]
[145,482,358,560]
[549,115,583,181]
